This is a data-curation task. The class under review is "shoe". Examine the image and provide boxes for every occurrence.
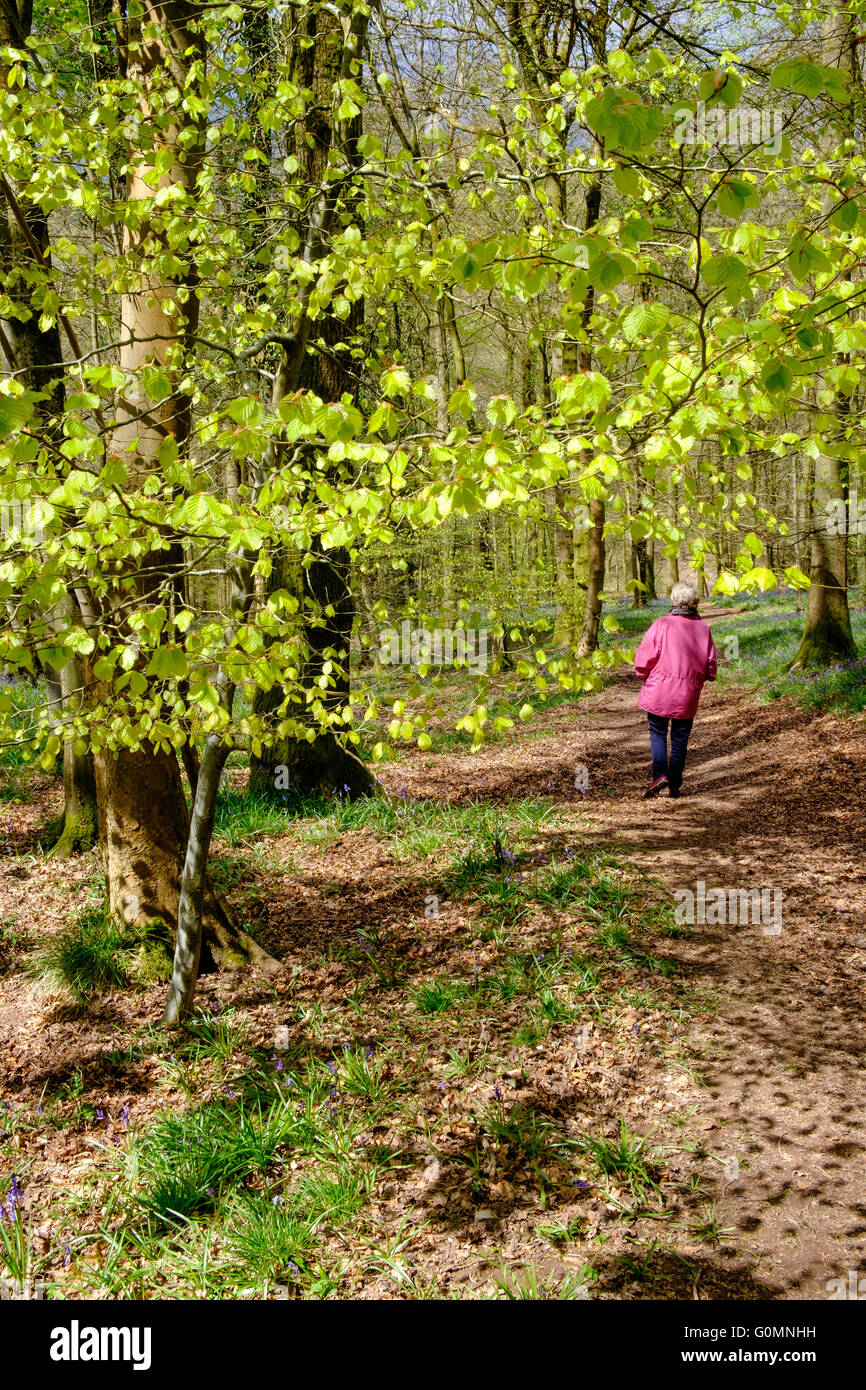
[668,787,681,798]
[644,775,669,799]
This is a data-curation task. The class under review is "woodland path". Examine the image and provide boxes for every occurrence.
[1,616,863,1300]
[387,629,866,1298]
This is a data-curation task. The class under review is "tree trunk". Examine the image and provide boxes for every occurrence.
[249,541,374,799]
[551,485,589,649]
[576,156,605,658]
[792,8,858,667]
[91,2,264,966]
[248,1,374,801]
[633,538,648,608]
[646,540,656,599]
[578,495,605,657]
[96,742,268,972]
[163,734,231,1025]
[51,657,98,857]
[792,443,857,666]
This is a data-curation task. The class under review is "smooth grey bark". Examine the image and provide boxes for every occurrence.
[163,734,229,1026]
[791,6,858,667]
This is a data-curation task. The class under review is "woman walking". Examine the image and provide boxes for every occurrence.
[634,582,717,798]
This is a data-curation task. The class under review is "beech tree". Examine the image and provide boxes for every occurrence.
[791,2,860,667]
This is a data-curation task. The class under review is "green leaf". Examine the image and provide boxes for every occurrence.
[448,385,477,418]
[829,198,858,231]
[146,646,190,681]
[554,372,611,416]
[588,255,628,290]
[0,393,38,437]
[584,87,667,151]
[742,531,764,557]
[453,252,478,283]
[739,565,777,593]
[770,58,845,99]
[714,570,740,596]
[381,366,412,399]
[788,236,831,283]
[702,254,750,296]
[175,492,225,529]
[621,302,669,342]
[716,179,759,218]
[225,396,265,427]
[613,165,640,198]
[761,360,793,395]
[784,565,810,590]
[698,68,743,107]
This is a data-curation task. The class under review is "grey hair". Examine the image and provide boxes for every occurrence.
[670,581,699,610]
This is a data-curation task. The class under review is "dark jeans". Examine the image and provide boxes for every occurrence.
[647,713,693,791]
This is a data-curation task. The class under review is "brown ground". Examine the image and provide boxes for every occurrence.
[1,659,864,1300]
[383,674,866,1298]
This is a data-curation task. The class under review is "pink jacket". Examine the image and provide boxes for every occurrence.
[634,613,717,719]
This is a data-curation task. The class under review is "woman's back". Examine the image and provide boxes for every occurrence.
[635,611,717,720]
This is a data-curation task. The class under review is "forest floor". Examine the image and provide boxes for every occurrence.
[1,628,865,1301]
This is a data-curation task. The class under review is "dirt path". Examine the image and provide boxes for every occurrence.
[389,674,866,1298]
[2,634,863,1300]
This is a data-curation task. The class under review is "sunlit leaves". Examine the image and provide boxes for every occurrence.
[770,58,850,101]
[584,87,667,151]
[698,68,743,108]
